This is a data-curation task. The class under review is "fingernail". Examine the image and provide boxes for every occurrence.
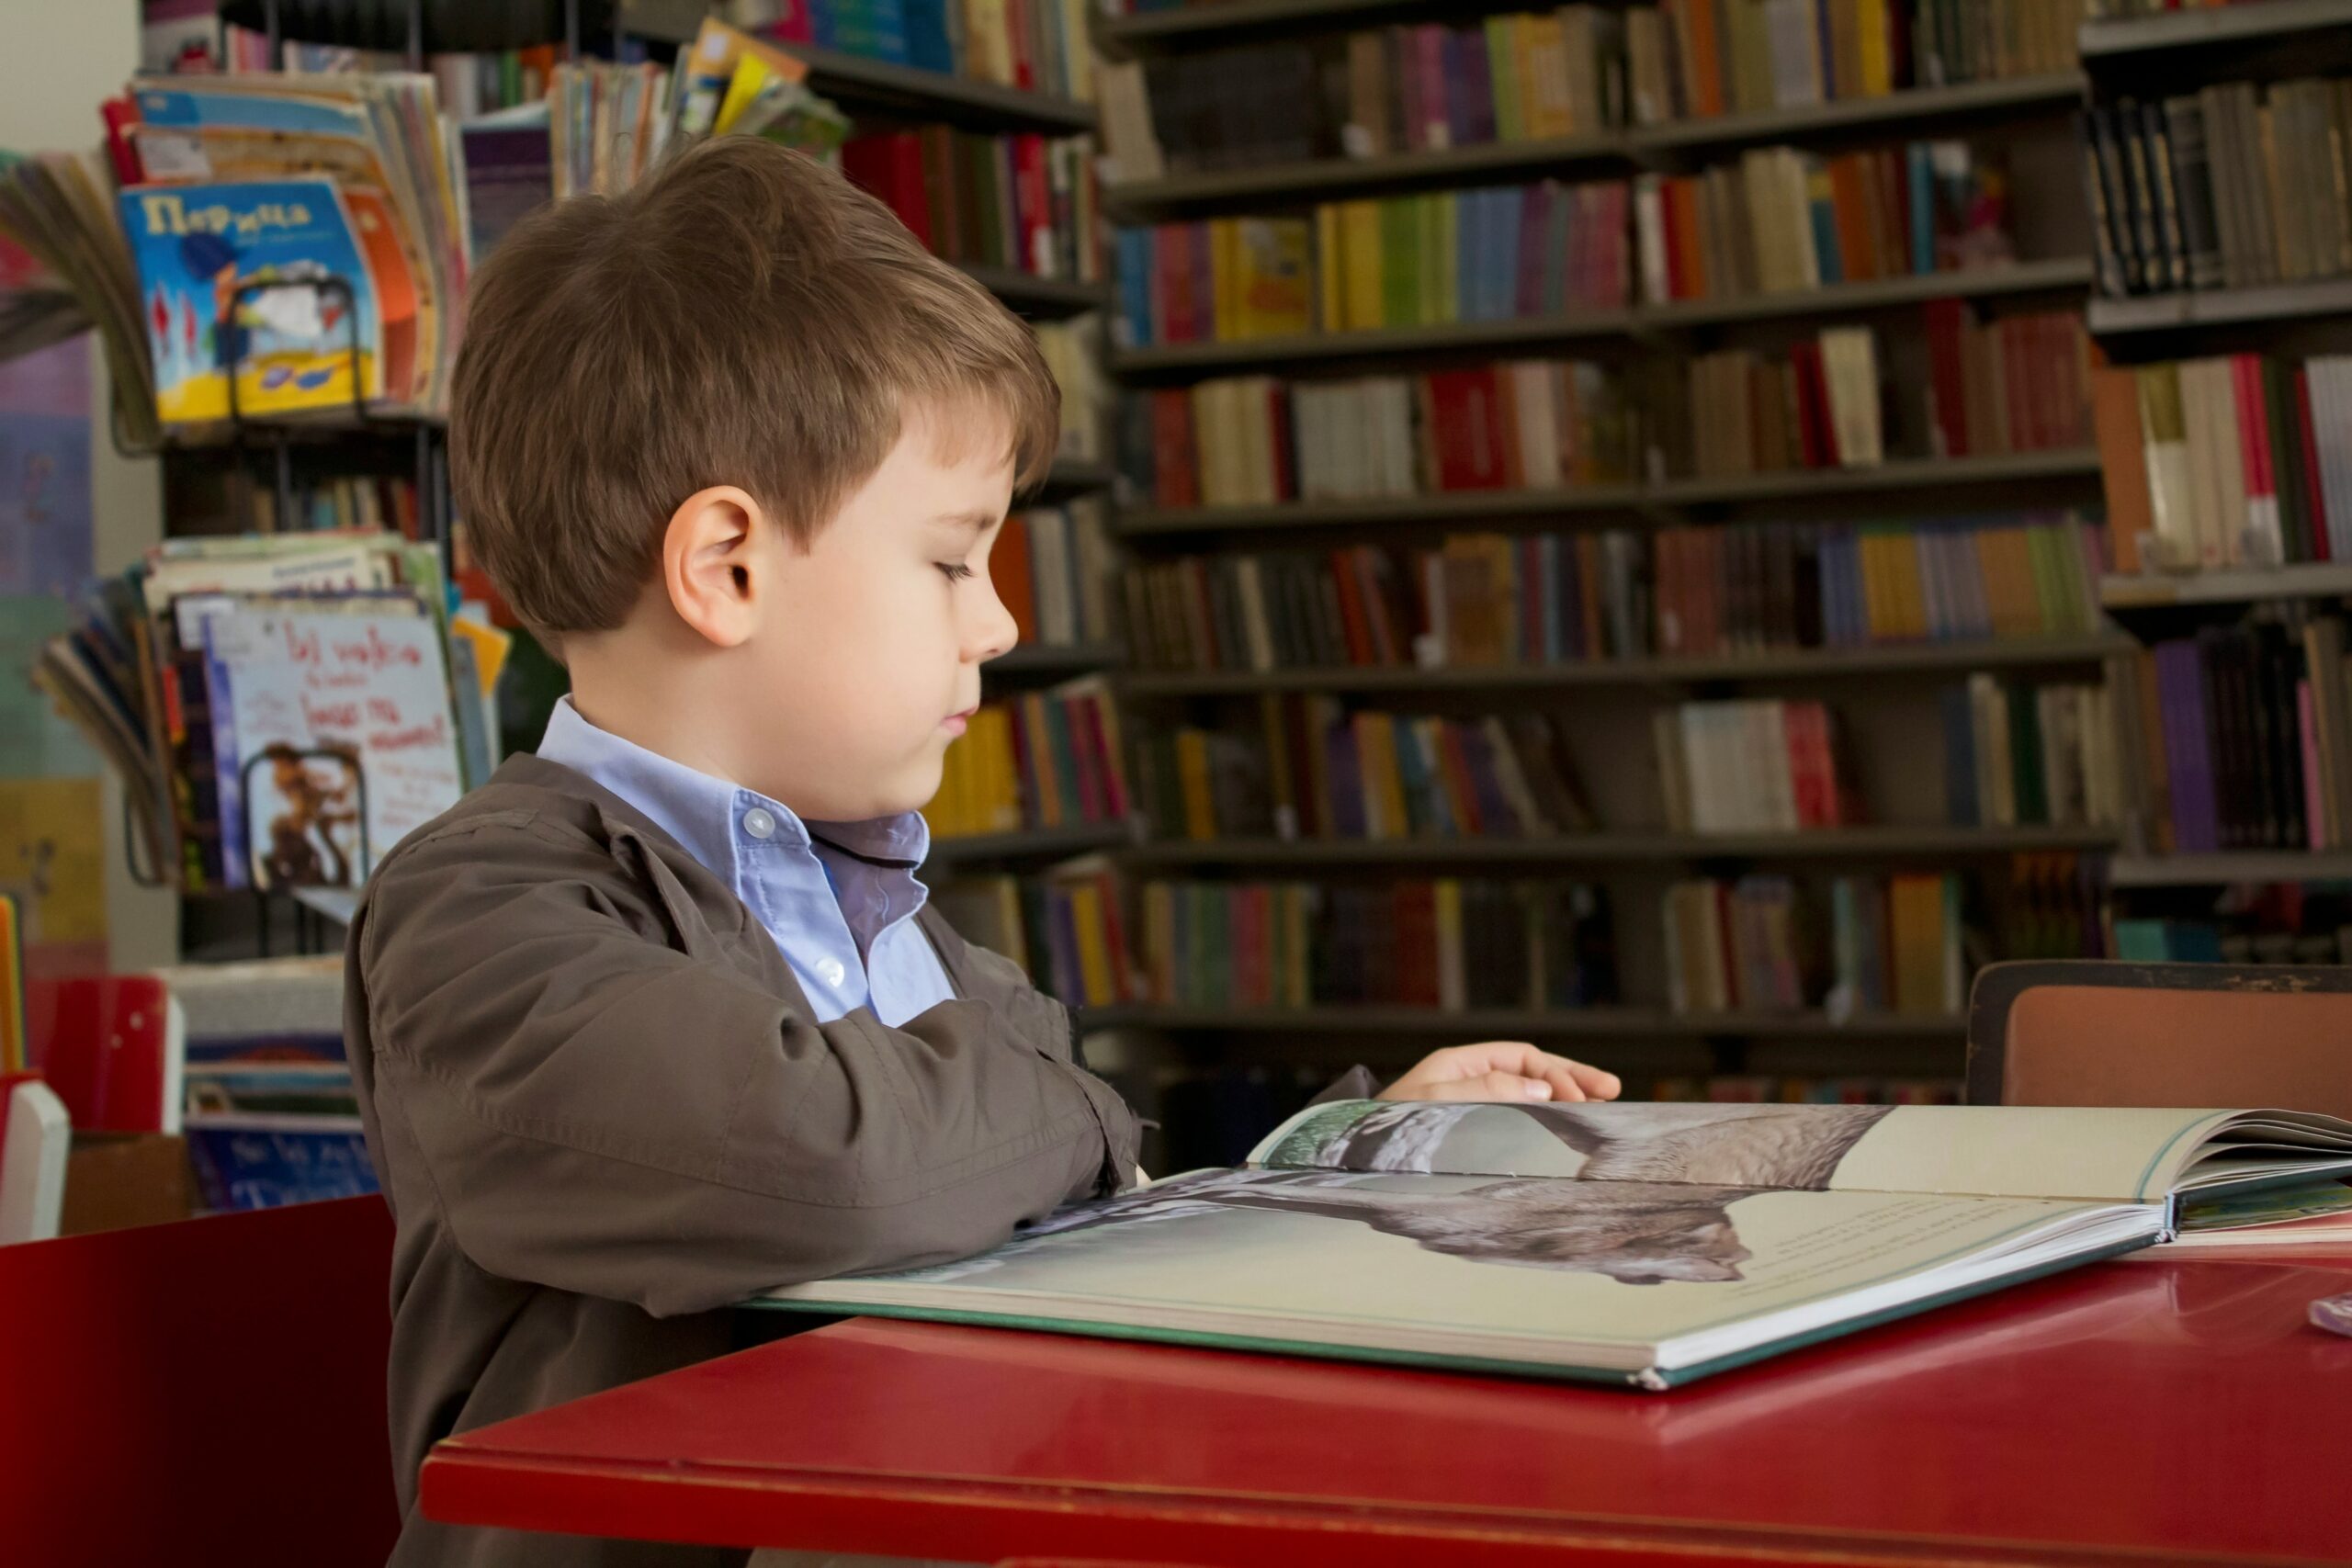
[1523,1080,1552,1100]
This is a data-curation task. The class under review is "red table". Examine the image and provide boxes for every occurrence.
[424,1253,2352,1566]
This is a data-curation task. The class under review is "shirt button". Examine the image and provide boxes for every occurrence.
[742,807,776,840]
[817,957,847,988]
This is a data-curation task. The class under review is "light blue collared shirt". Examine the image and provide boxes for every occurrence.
[537,697,957,1027]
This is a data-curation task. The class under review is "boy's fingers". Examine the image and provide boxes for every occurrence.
[1424,1070,1556,1102]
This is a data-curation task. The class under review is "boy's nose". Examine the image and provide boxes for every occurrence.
[967,580,1018,664]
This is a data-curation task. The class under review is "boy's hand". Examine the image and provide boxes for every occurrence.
[1377,1042,1623,1104]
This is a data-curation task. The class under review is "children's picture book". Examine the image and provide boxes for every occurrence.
[194,595,462,887]
[118,176,382,423]
[762,1099,2352,1388]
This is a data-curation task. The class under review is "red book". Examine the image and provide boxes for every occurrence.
[1426,369,1510,490]
[1013,134,1050,276]
[1269,382,1296,500]
[1660,179,1690,301]
[1327,551,1376,665]
[1096,873,1136,1003]
[1076,695,1127,819]
[98,94,145,186]
[989,513,1037,645]
[1150,390,1197,508]
[1004,0,1037,90]
[1353,548,1401,665]
[1063,694,1104,821]
[1923,299,1969,456]
[2298,367,2331,561]
[1436,722,1485,835]
[1789,340,1833,468]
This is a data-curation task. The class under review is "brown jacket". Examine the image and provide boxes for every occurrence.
[345,753,1142,1567]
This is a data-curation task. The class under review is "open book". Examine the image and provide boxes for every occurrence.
[760,1100,2352,1388]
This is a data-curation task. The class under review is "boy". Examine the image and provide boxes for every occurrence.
[346,136,1620,1568]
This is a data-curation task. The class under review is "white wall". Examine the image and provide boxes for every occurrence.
[0,0,177,969]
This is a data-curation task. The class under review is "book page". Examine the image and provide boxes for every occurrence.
[770,1169,2149,1372]
[1250,1100,2245,1202]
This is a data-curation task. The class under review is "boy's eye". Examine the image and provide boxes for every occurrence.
[937,561,976,582]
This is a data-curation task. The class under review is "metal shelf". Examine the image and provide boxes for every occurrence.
[1123,826,2121,869]
[2100,563,2352,608]
[1108,260,2095,378]
[987,641,1124,677]
[2109,852,2352,887]
[1079,1003,1965,1040]
[2087,277,2352,336]
[1114,449,2101,536]
[2080,0,2352,56]
[1107,132,1624,214]
[1119,637,2134,697]
[1628,73,2086,154]
[962,265,1114,317]
[927,821,1135,863]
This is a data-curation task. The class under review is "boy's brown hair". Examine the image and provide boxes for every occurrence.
[450,135,1061,636]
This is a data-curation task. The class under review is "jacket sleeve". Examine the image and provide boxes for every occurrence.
[354,811,1140,1317]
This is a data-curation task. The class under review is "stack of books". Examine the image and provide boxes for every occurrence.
[1136,702,1599,842]
[1663,872,1964,1018]
[1113,179,1633,347]
[1942,675,2124,829]
[1121,512,2106,675]
[1634,139,2014,304]
[1119,358,1641,508]
[988,502,1116,650]
[1626,0,2082,126]
[2136,624,2352,855]
[1653,699,1862,833]
[932,860,1141,1009]
[29,533,497,894]
[1139,877,1621,1010]
[2092,350,2352,573]
[842,128,1104,286]
[2085,76,2352,299]
[925,676,1130,840]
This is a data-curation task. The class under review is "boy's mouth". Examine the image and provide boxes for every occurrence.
[941,705,977,737]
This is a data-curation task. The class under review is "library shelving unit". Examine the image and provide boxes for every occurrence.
[1084,1,2118,1109]
[2082,0,2352,899]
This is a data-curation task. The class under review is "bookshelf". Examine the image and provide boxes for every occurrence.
[1119,635,2133,696]
[1075,0,2125,1117]
[989,640,1125,677]
[2076,1,2352,942]
[1125,827,2123,870]
[928,821,1136,864]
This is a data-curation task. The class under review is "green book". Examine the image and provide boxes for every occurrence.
[1485,16,1522,143]
[2007,681,2049,825]
[760,1100,2352,1389]
[1380,197,1419,329]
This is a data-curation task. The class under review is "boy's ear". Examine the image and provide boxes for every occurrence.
[660,485,769,649]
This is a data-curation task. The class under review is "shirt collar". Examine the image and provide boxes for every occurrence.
[535,696,932,874]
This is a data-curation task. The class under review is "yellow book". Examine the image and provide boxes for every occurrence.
[1858,532,1894,642]
[1435,194,1460,324]
[1241,217,1314,338]
[1316,204,1344,334]
[1340,200,1384,331]
[1486,16,1523,141]
[1022,694,1062,828]
[1176,728,1216,840]
[1889,531,1928,639]
[1857,0,1893,96]
[1519,13,1573,139]
[1211,219,1241,342]
[1143,882,1174,1002]
[1068,880,1114,1005]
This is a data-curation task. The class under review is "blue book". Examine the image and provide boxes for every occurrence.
[1907,141,1936,275]
[1116,228,1155,345]
[184,1115,379,1211]
[119,177,381,424]
[1809,186,1844,286]
[903,0,954,72]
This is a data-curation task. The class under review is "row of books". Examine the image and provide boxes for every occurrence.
[1922,300,2093,460]
[1117,359,1643,510]
[1118,7,1632,180]
[925,677,1130,840]
[240,472,425,538]
[1685,329,1885,474]
[545,61,684,199]
[1635,140,2014,304]
[842,128,1105,285]
[1653,699,1862,834]
[988,502,1116,650]
[1119,513,2107,675]
[2085,77,2352,299]
[754,0,1096,104]
[1627,0,2082,126]
[1136,703,1598,844]
[1137,878,1622,1012]
[1941,676,2124,830]
[29,532,502,894]
[2093,351,2352,574]
[2137,624,2352,855]
[934,862,1141,1010]
[1111,181,1634,347]
[1112,306,2088,508]
[2114,881,2352,966]
[1662,872,1964,1018]
[1035,316,1107,463]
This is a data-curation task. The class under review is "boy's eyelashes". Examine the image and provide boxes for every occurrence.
[935,560,977,582]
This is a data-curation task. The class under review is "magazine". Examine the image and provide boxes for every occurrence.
[761,1099,2352,1388]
